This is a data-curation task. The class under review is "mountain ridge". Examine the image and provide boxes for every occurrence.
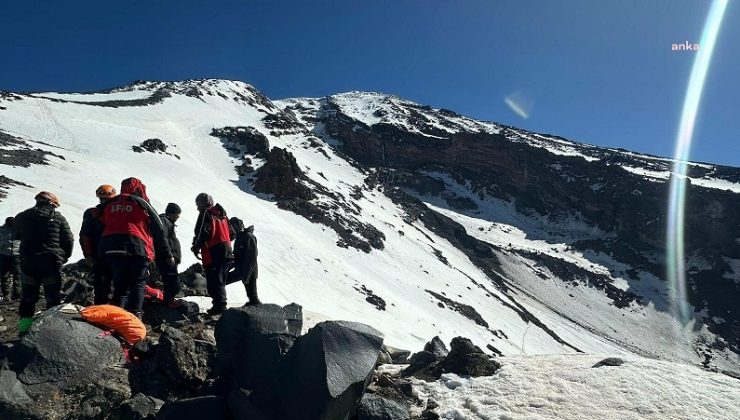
[1,78,738,375]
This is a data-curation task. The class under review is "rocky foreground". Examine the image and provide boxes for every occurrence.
[0,262,500,419]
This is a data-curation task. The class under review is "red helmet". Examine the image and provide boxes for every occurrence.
[34,191,60,208]
[96,184,117,200]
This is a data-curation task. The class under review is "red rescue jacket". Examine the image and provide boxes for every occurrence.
[99,194,171,261]
[193,204,232,266]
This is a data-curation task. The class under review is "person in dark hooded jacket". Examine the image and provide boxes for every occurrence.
[192,193,232,315]
[99,178,173,317]
[158,202,182,305]
[226,217,260,305]
[0,217,21,302]
[80,184,117,304]
[13,191,74,333]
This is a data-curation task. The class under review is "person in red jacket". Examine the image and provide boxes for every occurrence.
[79,184,117,304]
[99,178,173,318]
[191,193,232,315]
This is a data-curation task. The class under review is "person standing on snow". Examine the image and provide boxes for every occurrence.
[14,192,74,334]
[191,193,232,315]
[0,217,21,303]
[226,217,261,306]
[158,202,182,306]
[80,184,117,304]
[99,178,173,318]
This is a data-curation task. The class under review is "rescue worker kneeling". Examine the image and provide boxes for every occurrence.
[99,178,173,318]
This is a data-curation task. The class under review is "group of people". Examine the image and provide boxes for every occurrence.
[0,177,260,334]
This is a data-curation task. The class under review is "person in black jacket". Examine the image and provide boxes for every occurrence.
[80,184,117,304]
[158,202,182,305]
[0,217,21,302]
[227,217,260,305]
[14,191,74,333]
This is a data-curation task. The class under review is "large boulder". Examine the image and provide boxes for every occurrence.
[281,321,384,420]
[5,307,124,388]
[423,336,448,359]
[216,303,302,413]
[357,394,410,420]
[157,325,215,391]
[0,307,131,418]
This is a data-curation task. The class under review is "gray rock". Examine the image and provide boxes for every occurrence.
[439,337,500,377]
[157,325,215,391]
[384,345,411,364]
[423,336,449,359]
[281,320,384,420]
[114,393,164,420]
[357,394,410,420]
[592,357,625,368]
[0,369,32,407]
[6,307,124,389]
[216,303,302,415]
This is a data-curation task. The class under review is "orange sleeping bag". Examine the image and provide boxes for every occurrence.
[81,304,147,345]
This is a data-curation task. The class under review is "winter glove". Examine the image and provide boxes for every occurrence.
[191,245,200,258]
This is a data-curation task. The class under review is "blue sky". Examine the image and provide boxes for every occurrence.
[1,1,738,165]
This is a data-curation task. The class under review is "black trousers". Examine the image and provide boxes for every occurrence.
[91,259,113,305]
[226,267,258,303]
[109,255,150,315]
[205,262,229,309]
[0,254,21,299]
[18,255,62,317]
[156,258,180,303]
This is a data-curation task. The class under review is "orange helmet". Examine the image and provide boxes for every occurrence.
[96,184,117,200]
[34,191,60,208]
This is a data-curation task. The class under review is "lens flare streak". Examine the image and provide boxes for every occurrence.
[667,0,728,323]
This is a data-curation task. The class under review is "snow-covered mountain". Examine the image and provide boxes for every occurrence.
[1,79,739,377]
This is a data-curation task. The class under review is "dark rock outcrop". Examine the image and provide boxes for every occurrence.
[157,326,215,391]
[440,337,500,377]
[216,304,302,415]
[281,321,384,420]
[254,147,314,200]
[404,336,500,380]
[210,126,270,158]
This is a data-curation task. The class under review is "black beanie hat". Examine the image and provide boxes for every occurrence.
[165,202,182,215]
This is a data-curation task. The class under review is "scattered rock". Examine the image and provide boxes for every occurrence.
[357,393,410,420]
[383,345,411,364]
[440,337,500,377]
[424,336,449,359]
[113,393,164,420]
[592,357,625,368]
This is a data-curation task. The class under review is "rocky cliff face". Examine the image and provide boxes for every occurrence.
[281,92,740,361]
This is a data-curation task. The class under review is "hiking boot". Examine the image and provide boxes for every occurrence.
[206,306,226,316]
[243,299,262,306]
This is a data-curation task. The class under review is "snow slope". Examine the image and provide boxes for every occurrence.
[1,80,739,377]
[407,354,740,420]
